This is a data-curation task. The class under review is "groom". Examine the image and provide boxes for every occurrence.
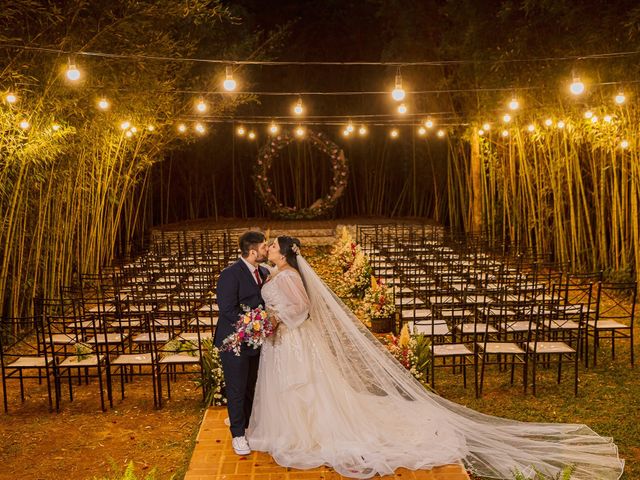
[214,230,269,456]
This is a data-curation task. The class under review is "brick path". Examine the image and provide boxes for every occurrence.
[184,407,470,480]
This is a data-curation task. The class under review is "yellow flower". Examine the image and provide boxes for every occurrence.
[370,275,378,290]
[243,315,251,324]
[253,321,261,331]
[399,324,410,348]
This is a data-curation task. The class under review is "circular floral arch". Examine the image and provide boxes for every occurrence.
[253,129,349,219]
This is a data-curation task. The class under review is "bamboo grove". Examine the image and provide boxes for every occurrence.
[445,100,640,285]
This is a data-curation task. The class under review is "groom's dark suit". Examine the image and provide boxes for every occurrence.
[215,258,269,438]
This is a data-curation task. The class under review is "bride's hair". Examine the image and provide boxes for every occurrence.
[277,236,301,271]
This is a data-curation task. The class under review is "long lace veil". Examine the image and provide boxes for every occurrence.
[296,254,623,480]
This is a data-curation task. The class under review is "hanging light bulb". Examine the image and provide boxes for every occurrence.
[503,114,512,123]
[295,125,305,138]
[177,123,187,133]
[397,103,407,115]
[501,130,509,137]
[130,126,138,133]
[358,125,368,136]
[391,69,405,101]
[98,98,110,110]
[237,126,246,136]
[66,59,81,81]
[620,140,629,149]
[147,125,155,132]
[569,74,585,95]
[418,126,427,136]
[482,123,490,131]
[342,129,351,137]
[590,115,598,123]
[544,118,553,127]
[195,123,205,134]
[557,120,565,129]
[196,99,207,113]
[120,121,131,130]
[19,119,30,130]
[584,110,593,119]
[390,128,399,138]
[293,97,304,115]
[5,92,17,104]
[52,124,61,132]
[437,129,446,138]
[269,121,279,135]
[527,124,535,132]
[223,66,237,91]
[424,118,434,129]
[248,131,256,140]
[615,91,626,105]
[508,97,520,110]
[603,115,612,123]
[478,129,485,136]
[346,121,354,133]
[125,130,133,138]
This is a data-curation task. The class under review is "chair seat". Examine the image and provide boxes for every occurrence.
[8,356,53,368]
[548,320,581,330]
[439,308,474,318]
[478,342,525,354]
[413,322,450,336]
[87,333,128,344]
[588,320,629,330]
[396,297,424,306]
[189,316,218,327]
[527,342,575,354]
[198,304,219,312]
[178,332,214,342]
[431,343,474,356]
[133,332,171,343]
[401,308,432,319]
[502,321,532,332]
[456,323,498,334]
[159,353,201,364]
[50,333,79,345]
[59,354,105,367]
[111,353,153,365]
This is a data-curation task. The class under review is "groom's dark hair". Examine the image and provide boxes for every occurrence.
[239,231,266,257]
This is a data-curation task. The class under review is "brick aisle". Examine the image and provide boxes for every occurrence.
[184,407,470,480]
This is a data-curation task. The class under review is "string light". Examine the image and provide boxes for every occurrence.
[358,125,367,136]
[177,123,187,133]
[342,129,351,137]
[590,115,598,123]
[295,125,305,138]
[346,121,354,133]
[223,66,237,91]
[603,115,612,123]
[269,121,279,135]
[620,139,629,149]
[248,131,256,140]
[482,123,490,131]
[195,123,206,134]
[527,124,535,132]
[544,118,553,127]
[125,130,133,138]
[615,91,626,105]
[98,98,110,110]
[503,114,512,123]
[437,129,446,138]
[391,69,405,101]
[52,124,61,131]
[120,121,131,130]
[584,110,593,119]
[424,118,434,128]
[236,126,246,136]
[557,120,565,129]
[19,119,30,130]
[478,129,485,136]
[569,74,585,95]
[390,128,399,138]
[293,97,304,115]
[130,126,137,133]
[397,103,407,115]
[418,126,427,136]
[508,97,520,110]
[196,99,207,113]
[66,59,81,81]
[147,125,155,132]
[5,92,17,104]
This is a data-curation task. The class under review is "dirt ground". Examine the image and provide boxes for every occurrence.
[0,375,203,480]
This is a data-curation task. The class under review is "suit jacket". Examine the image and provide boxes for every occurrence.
[213,259,269,354]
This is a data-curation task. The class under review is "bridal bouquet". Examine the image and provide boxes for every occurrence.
[221,304,275,356]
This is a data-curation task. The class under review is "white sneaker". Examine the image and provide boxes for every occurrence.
[224,417,230,426]
[231,436,251,456]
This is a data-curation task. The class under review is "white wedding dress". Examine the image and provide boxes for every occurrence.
[246,256,624,479]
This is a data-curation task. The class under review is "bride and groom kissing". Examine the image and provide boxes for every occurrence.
[213,230,623,479]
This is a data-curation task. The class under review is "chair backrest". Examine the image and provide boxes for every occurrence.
[595,282,637,325]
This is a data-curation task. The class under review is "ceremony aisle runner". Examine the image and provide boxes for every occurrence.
[183,407,471,480]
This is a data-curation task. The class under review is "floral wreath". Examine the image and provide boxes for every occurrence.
[254,129,349,220]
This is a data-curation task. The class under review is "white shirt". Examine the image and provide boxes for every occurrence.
[240,256,262,285]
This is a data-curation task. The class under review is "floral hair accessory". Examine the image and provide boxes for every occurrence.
[291,243,300,255]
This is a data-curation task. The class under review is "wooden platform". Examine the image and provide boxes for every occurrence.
[184,408,470,480]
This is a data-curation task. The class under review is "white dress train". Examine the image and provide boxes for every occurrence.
[247,259,624,480]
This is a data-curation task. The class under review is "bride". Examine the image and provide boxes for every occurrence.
[246,236,624,479]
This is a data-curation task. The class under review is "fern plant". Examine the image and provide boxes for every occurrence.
[512,464,576,480]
